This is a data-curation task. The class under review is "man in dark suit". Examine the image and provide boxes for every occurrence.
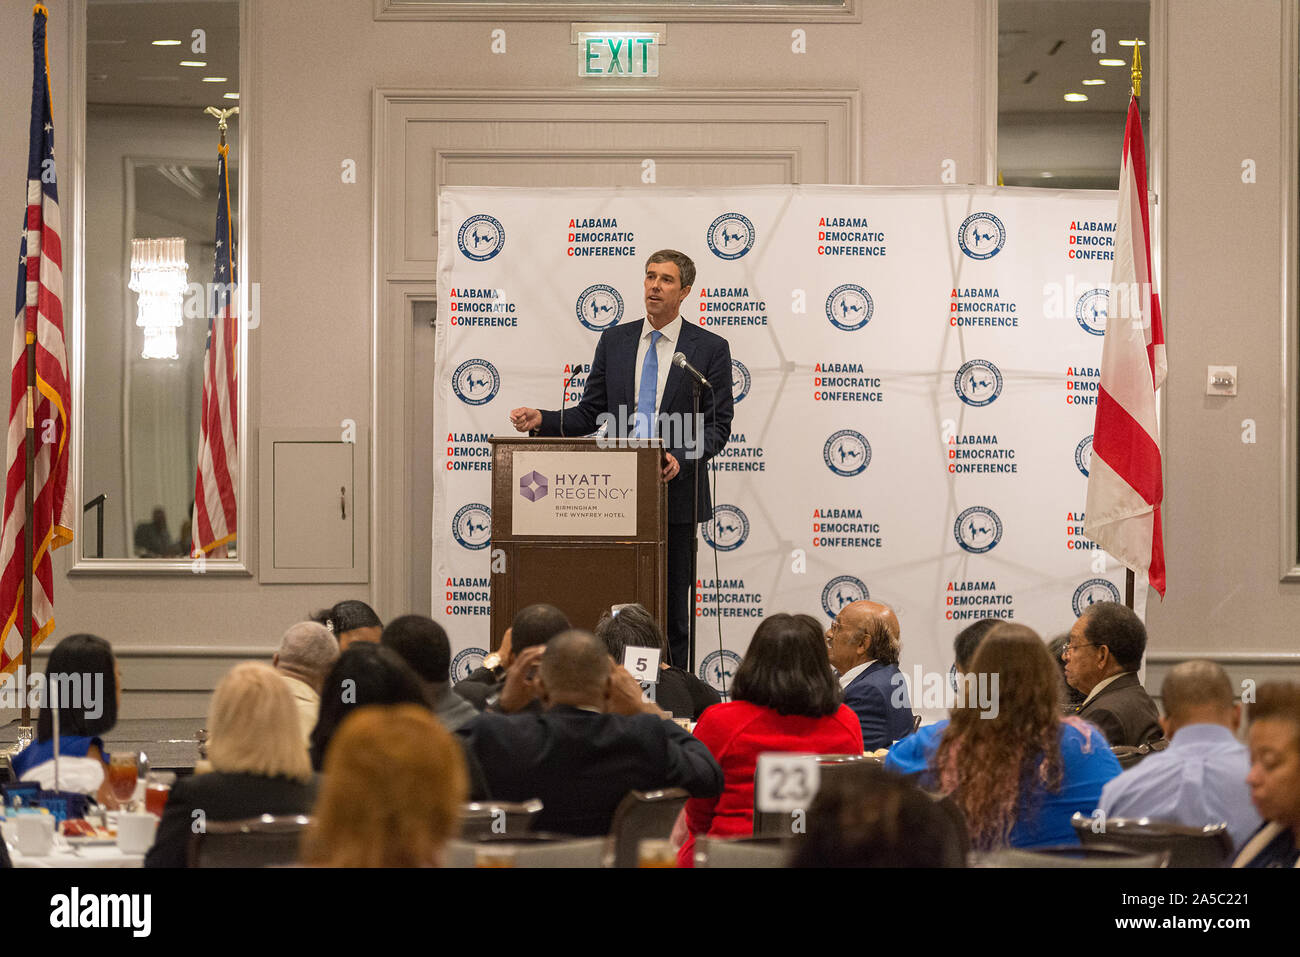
[510,250,734,669]
[457,630,723,837]
[825,599,915,751]
[1062,601,1163,747]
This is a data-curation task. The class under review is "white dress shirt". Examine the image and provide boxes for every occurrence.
[632,315,683,421]
[838,659,875,689]
[1081,671,1127,707]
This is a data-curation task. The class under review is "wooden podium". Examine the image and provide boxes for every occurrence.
[489,437,667,650]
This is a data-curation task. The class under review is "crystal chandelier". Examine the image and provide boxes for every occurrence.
[128,237,187,360]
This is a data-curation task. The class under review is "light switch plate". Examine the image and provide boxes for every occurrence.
[1207,365,1238,396]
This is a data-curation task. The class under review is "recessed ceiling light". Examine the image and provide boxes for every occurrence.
[1099,58,1126,67]
[1040,171,1055,178]
[1117,39,1147,47]
[179,60,207,67]
[89,73,108,82]
[152,39,182,46]
[202,77,228,83]
[1064,93,1089,102]
[1082,78,1105,86]
[223,92,240,100]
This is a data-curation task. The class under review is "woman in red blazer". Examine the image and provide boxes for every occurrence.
[678,613,864,866]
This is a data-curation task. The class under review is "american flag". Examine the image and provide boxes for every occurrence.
[1084,88,1167,597]
[190,140,238,558]
[1,4,74,676]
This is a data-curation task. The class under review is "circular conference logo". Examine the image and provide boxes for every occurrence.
[1075,434,1094,477]
[699,649,743,698]
[957,211,1007,260]
[822,575,869,619]
[702,504,750,552]
[731,359,751,403]
[457,214,505,262]
[954,505,1003,554]
[824,429,872,477]
[1075,288,1109,336]
[954,359,1004,407]
[706,212,756,260]
[576,283,624,332]
[451,647,487,683]
[1073,578,1121,617]
[825,283,874,332]
[450,358,500,406]
[451,503,492,550]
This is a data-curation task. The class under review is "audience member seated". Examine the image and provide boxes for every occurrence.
[1063,601,1163,747]
[311,600,383,651]
[1234,682,1300,868]
[381,614,479,731]
[272,621,340,751]
[824,599,915,750]
[12,633,122,808]
[788,763,966,867]
[930,623,1121,850]
[1099,660,1260,849]
[1048,633,1088,713]
[457,630,722,836]
[309,643,428,772]
[885,617,1002,782]
[594,603,720,720]
[145,663,317,867]
[302,704,467,867]
[679,613,864,866]
[454,603,571,712]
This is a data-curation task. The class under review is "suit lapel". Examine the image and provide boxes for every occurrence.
[611,319,642,412]
[658,318,694,414]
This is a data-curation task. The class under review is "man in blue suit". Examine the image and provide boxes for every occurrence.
[825,599,915,751]
[510,250,734,669]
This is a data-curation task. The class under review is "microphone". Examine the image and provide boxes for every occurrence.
[672,352,712,389]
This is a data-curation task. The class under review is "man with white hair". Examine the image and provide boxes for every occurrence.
[272,621,340,749]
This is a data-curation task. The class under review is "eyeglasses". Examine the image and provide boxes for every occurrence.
[1060,641,1097,659]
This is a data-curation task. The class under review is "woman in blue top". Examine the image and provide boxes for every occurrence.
[928,623,1121,849]
[10,633,122,807]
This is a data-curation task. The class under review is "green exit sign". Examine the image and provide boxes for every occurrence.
[578,32,660,77]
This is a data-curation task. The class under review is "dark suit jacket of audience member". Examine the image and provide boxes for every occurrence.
[144,770,318,868]
[1075,672,1164,748]
[654,666,721,720]
[842,661,915,751]
[458,705,723,836]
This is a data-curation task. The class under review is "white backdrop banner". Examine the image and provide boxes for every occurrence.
[433,185,1145,719]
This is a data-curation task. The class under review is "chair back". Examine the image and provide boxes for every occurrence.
[752,754,866,837]
[188,814,311,868]
[444,833,606,868]
[1071,813,1234,868]
[695,836,790,868]
[976,843,1169,868]
[605,788,688,868]
[459,798,543,839]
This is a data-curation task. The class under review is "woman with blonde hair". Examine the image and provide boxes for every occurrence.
[929,623,1121,850]
[302,704,467,867]
[145,662,317,867]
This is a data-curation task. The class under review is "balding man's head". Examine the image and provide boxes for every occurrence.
[538,630,612,709]
[274,621,340,693]
[1161,659,1239,737]
[826,600,901,673]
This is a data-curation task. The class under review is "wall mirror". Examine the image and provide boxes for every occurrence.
[72,0,247,571]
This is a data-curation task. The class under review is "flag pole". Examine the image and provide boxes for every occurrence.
[1122,39,1142,611]
[21,332,34,728]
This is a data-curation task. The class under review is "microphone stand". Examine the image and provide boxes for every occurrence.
[688,378,702,672]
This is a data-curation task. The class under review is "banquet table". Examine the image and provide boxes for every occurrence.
[8,841,144,868]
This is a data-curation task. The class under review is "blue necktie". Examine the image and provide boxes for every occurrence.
[635,330,663,438]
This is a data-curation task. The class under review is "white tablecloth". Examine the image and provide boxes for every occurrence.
[10,842,144,868]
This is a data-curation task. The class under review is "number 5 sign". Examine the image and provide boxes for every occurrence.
[622,646,661,684]
[754,753,820,813]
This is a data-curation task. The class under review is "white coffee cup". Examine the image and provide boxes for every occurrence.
[15,814,55,856]
[116,811,158,854]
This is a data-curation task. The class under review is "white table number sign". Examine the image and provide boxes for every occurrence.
[754,753,820,813]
